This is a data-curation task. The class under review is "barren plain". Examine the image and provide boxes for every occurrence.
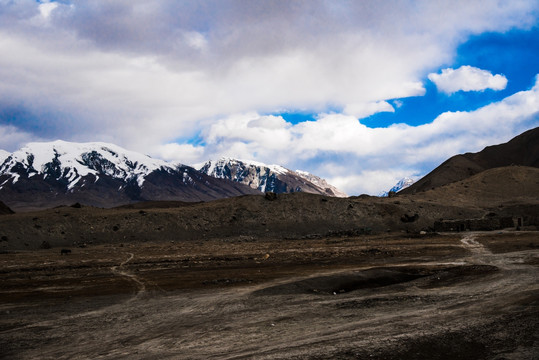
[1,230,538,359]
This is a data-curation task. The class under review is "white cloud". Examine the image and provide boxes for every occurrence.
[38,1,58,19]
[194,76,539,194]
[344,101,394,119]
[0,124,41,152]
[392,100,403,109]
[428,65,508,94]
[0,0,536,154]
[329,170,418,196]
[247,115,289,130]
[155,143,204,164]
[183,31,208,51]
[0,1,538,195]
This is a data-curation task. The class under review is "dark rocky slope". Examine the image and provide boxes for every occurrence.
[1,166,537,250]
[401,126,539,194]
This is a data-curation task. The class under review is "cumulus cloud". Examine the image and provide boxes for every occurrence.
[155,143,205,164]
[38,1,58,19]
[0,124,41,152]
[329,170,420,197]
[0,0,537,152]
[428,65,508,94]
[344,101,395,119]
[191,76,539,194]
[0,1,538,194]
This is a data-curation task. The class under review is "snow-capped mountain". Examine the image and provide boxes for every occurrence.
[379,177,415,197]
[199,158,347,197]
[1,141,172,190]
[0,141,259,210]
[293,170,348,197]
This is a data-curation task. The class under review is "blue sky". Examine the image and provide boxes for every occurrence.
[359,27,539,129]
[0,1,538,195]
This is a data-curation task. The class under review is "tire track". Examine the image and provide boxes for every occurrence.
[460,233,491,256]
[1,253,146,333]
[111,252,146,299]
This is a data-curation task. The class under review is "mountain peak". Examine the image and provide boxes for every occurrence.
[0,141,259,210]
[1,141,347,211]
[199,158,346,197]
[379,177,415,197]
[2,140,172,189]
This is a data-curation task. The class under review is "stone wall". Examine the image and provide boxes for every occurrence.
[434,216,518,232]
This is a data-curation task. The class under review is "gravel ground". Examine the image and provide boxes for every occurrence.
[0,231,538,359]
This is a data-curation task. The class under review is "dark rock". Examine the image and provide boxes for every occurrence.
[401,213,419,223]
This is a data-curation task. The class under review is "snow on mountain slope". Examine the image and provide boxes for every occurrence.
[294,170,347,197]
[199,158,347,197]
[0,141,346,210]
[0,141,259,210]
[379,177,415,197]
[0,140,172,189]
[202,158,288,179]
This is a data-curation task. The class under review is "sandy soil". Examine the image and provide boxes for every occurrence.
[0,231,538,359]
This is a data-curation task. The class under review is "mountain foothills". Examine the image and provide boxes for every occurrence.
[199,158,347,197]
[0,141,346,211]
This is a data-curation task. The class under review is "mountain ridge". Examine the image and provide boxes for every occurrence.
[0,141,260,211]
[400,127,539,194]
[0,141,346,211]
[199,158,347,197]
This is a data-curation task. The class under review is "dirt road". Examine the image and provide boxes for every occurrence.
[0,231,537,359]
[111,252,147,299]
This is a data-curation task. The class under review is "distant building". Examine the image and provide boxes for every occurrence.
[434,216,521,232]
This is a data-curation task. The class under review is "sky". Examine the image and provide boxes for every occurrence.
[0,0,538,195]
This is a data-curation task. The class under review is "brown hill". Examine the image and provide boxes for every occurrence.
[412,166,539,207]
[2,166,537,250]
[401,127,539,194]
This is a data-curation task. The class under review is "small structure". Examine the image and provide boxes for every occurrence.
[434,216,519,232]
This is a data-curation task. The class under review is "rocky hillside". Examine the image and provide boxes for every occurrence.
[2,164,538,250]
[199,158,347,197]
[0,141,259,211]
[401,127,539,194]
